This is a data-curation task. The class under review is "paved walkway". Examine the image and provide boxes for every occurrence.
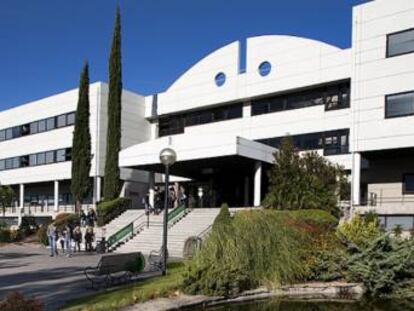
[0,243,101,311]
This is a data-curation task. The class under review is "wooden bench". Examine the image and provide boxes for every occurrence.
[84,252,144,289]
[148,248,168,272]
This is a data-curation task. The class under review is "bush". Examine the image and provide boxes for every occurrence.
[36,225,48,246]
[9,229,23,242]
[346,234,414,298]
[0,228,11,243]
[97,197,131,226]
[20,216,38,236]
[182,209,336,297]
[337,214,382,249]
[0,292,43,311]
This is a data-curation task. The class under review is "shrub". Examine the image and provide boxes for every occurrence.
[0,228,11,243]
[0,292,43,311]
[125,253,146,273]
[36,225,48,246]
[97,197,131,226]
[337,214,382,249]
[346,234,414,298]
[182,209,335,297]
[9,229,23,242]
[20,216,38,236]
[392,224,403,238]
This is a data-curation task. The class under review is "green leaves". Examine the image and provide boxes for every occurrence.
[0,185,14,217]
[71,63,92,210]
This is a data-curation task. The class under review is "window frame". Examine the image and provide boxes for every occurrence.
[386,27,414,58]
[385,90,414,119]
[403,173,414,195]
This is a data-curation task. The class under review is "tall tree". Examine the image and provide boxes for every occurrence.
[71,63,92,213]
[103,7,123,201]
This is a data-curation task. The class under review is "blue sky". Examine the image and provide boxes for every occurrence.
[0,0,368,111]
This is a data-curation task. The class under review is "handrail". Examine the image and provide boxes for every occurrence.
[197,224,212,240]
[107,212,146,248]
[167,204,187,223]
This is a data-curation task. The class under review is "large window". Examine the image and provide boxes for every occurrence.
[385,91,414,118]
[251,80,350,116]
[159,103,243,137]
[0,148,72,171]
[403,174,414,194]
[0,111,76,142]
[257,129,349,156]
[387,28,414,58]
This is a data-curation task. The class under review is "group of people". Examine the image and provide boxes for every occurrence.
[80,208,97,227]
[46,222,95,257]
[142,185,187,215]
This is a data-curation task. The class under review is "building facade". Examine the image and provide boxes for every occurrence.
[0,82,150,224]
[1,0,414,230]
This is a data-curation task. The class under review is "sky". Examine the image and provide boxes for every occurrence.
[0,0,368,111]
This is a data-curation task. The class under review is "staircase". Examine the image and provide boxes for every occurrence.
[100,209,145,239]
[115,208,223,258]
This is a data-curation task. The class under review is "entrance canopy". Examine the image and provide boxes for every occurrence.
[119,134,276,178]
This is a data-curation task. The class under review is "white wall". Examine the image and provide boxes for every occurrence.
[351,0,414,152]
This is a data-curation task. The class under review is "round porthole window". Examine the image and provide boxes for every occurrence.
[215,72,226,87]
[258,61,272,77]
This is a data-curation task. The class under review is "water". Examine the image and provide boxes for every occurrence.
[190,299,414,311]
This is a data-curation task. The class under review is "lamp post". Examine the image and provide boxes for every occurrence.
[159,147,177,276]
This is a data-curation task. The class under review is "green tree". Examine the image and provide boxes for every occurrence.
[0,185,14,217]
[71,63,92,213]
[263,136,345,217]
[103,7,123,201]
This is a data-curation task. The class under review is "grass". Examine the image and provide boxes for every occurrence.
[62,262,185,311]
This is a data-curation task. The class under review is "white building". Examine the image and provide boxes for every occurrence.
[1,0,414,230]
[0,82,150,223]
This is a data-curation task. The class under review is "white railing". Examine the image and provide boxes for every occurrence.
[1,203,94,216]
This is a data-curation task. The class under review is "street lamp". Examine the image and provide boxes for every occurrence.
[159,147,177,276]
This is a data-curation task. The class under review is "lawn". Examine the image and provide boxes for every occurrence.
[62,262,185,311]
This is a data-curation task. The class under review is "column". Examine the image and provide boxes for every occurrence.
[352,152,361,206]
[149,172,155,209]
[18,184,24,226]
[244,176,249,206]
[54,180,59,212]
[254,161,262,207]
[94,176,102,203]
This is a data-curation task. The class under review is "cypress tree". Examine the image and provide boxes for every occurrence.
[103,7,123,200]
[71,63,92,213]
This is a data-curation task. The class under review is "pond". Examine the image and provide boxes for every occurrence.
[191,299,414,311]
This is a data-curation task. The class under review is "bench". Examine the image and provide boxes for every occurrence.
[148,248,168,272]
[84,252,144,289]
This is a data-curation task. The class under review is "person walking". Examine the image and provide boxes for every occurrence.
[84,227,94,252]
[47,223,57,257]
[80,209,87,227]
[73,226,82,252]
[64,225,72,257]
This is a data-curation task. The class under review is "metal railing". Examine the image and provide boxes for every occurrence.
[167,204,187,224]
[106,212,147,249]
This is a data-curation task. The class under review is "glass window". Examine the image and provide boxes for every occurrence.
[5,158,13,169]
[385,91,414,118]
[12,126,21,138]
[30,122,38,134]
[21,124,30,136]
[251,101,268,116]
[385,216,414,231]
[5,128,12,140]
[20,155,29,167]
[57,115,66,128]
[56,149,66,162]
[403,174,414,194]
[12,157,20,169]
[29,154,37,166]
[46,117,55,131]
[0,130,5,141]
[38,120,46,133]
[66,112,75,125]
[0,160,4,170]
[387,28,414,58]
[45,151,54,164]
[227,105,242,119]
[215,72,226,87]
[258,61,272,77]
[65,148,72,161]
[37,152,45,165]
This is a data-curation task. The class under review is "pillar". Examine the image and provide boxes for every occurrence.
[244,176,249,206]
[54,180,59,212]
[352,152,361,206]
[96,176,102,203]
[149,172,155,209]
[18,184,24,226]
[254,161,262,207]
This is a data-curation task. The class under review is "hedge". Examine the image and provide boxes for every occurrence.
[97,197,131,227]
